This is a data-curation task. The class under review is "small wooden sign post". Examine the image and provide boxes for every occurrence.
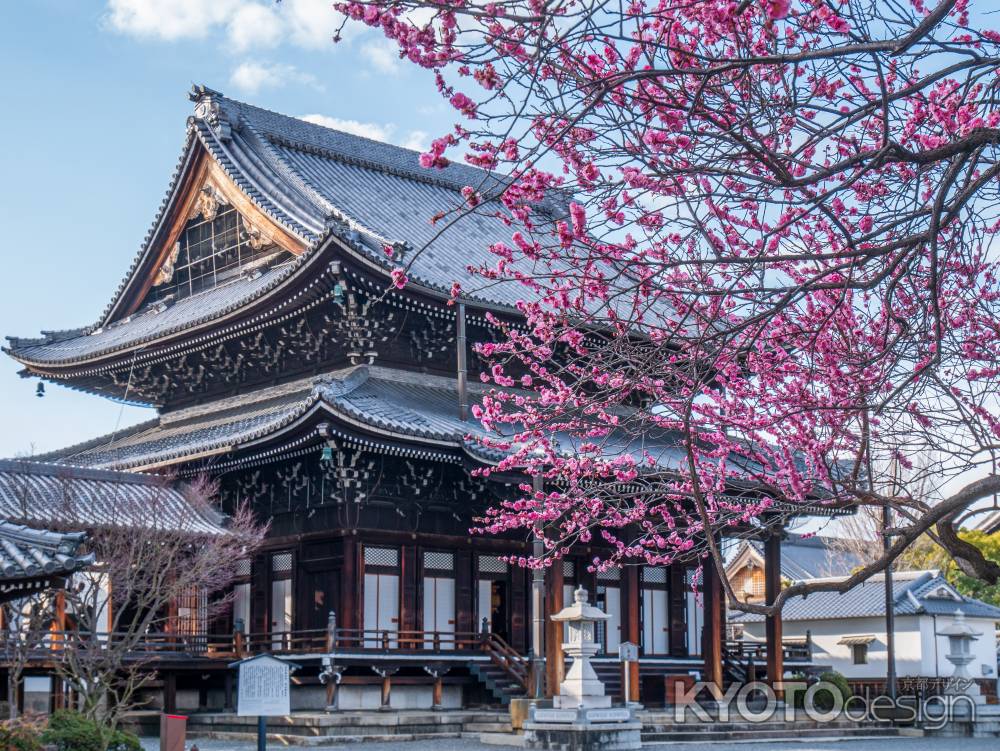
[618,641,638,706]
[230,654,300,751]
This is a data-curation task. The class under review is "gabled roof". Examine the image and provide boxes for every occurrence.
[733,569,1000,623]
[0,521,94,602]
[0,460,227,534]
[5,87,572,368]
[7,86,683,372]
[727,533,866,581]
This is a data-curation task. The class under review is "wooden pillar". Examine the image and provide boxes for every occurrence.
[544,563,565,697]
[668,565,687,657]
[455,550,474,634]
[340,537,358,644]
[251,553,268,637]
[224,672,234,712]
[764,531,784,696]
[510,567,527,653]
[622,566,641,703]
[375,667,398,709]
[163,672,177,714]
[400,545,419,646]
[701,560,723,691]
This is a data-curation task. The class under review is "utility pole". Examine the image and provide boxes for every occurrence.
[883,464,897,700]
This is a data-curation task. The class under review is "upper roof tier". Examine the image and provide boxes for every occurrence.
[5,86,606,371]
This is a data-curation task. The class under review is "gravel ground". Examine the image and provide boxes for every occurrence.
[139,737,998,751]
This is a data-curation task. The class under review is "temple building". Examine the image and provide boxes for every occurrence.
[3,87,823,712]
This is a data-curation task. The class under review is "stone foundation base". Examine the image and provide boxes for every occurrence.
[523,721,642,750]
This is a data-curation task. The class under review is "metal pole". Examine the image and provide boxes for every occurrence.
[258,715,266,751]
[456,302,468,421]
[531,473,546,698]
[624,661,631,707]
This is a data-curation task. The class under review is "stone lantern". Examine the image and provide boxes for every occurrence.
[550,585,612,710]
[937,608,981,680]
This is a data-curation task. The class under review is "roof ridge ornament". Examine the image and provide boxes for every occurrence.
[190,85,232,142]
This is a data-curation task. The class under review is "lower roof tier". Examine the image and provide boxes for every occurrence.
[33,365,689,474]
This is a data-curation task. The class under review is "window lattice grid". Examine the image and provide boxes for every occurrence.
[642,566,668,584]
[150,205,282,303]
[423,551,455,572]
[596,567,621,582]
[364,546,399,567]
[235,559,252,578]
[478,555,507,574]
[685,569,703,587]
[562,560,576,579]
[271,552,293,574]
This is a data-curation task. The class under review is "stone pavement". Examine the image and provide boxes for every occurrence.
[140,737,998,751]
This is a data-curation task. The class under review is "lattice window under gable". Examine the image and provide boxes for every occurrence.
[149,203,286,304]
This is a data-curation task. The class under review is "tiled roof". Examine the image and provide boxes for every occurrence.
[737,533,866,580]
[733,569,1000,622]
[32,365,689,473]
[0,460,227,535]
[974,508,1000,534]
[6,86,678,367]
[6,262,295,365]
[0,521,93,597]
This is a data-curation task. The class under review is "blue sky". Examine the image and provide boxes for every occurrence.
[0,0,451,458]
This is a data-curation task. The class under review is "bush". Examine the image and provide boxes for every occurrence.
[41,710,140,751]
[811,670,852,711]
[0,716,46,751]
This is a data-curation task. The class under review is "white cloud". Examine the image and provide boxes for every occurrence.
[401,130,429,151]
[360,39,401,75]
[300,114,396,143]
[226,3,282,52]
[299,115,429,153]
[105,0,354,49]
[231,62,320,94]
[105,0,239,41]
[283,0,357,48]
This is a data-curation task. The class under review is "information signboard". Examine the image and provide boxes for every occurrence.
[235,655,293,717]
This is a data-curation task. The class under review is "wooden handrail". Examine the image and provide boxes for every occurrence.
[482,632,529,689]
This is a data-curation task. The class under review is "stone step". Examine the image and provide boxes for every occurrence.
[188,730,463,746]
[472,731,528,747]
[463,722,514,733]
[641,726,900,743]
[641,720,889,733]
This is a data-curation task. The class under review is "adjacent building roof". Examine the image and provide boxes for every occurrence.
[974,508,1000,535]
[0,460,227,534]
[733,569,1000,623]
[728,532,866,582]
[0,521,94,603]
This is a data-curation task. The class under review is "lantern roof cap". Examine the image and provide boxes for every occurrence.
[936,609,983,639]
[551,585,610,622]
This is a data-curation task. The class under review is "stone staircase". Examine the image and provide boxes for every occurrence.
[469,661,527,706]
[638,709,903,744]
